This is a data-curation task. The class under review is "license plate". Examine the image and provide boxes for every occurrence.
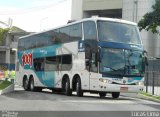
[120,87,128,91]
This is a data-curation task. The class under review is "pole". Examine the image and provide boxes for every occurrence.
[146,65,148,93]
[152,65,155,95]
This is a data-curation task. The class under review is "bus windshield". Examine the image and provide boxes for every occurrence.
[100,48,144,76]
[97,21,141,45]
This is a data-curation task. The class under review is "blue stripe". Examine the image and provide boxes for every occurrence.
[98,42,143,50]
[36,71,55,87]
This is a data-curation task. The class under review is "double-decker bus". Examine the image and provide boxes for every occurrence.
[16,17,147,98]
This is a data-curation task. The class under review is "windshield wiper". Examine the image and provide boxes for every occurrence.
[103,66,118,72]
[103,66,125,76]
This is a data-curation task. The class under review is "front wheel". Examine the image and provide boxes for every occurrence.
[99,92,106,98]
[112,92,120,98]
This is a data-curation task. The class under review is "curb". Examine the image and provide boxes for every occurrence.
[138,93,160,103]
[0,83,14,95]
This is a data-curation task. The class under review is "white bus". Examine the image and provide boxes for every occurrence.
[16,17,147,98]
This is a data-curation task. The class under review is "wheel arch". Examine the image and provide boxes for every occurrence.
[29,74,34,81]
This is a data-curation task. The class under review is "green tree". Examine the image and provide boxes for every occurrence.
[138,0,160,34]
[0,28,9,45]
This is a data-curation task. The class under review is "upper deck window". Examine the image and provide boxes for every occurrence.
[97,21,141,45]
[83,21,97,40]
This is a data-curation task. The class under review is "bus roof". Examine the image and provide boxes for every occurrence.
[19,17,137,40]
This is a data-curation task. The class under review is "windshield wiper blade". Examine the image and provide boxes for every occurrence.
[103,66,117,72]
[103,66,126,76]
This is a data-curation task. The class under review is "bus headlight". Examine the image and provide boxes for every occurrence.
[99,78,112,83]
[136,81,144,86]
[103,79,107,83]
[139,81,144,86]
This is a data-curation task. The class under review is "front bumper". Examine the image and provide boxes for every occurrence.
[98,83,144,93]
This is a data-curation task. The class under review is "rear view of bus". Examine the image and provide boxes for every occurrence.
[16,17,147,98]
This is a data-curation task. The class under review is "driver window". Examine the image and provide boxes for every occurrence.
[90,53,98,73]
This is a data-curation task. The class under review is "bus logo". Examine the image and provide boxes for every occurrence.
[22,53,33,67]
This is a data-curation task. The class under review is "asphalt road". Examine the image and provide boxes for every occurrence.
[0,86,159,112]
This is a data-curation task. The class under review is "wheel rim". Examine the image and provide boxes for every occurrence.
[30,80,34,90]
[24,79,28,89]
[65,81,68,92]
[76,82,79,93]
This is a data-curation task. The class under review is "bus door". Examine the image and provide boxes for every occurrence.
[89,52,100,91]
[33,58,45,86]
[54,56,63,88]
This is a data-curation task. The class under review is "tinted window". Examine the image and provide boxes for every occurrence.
[61,55,72,71]
[34,58,44,71]
[70,23,82,41]
[48,30,58,44]
[59,27,70,43]
[97,21,141,44]
[36,34,49,47]
[18,23,82,51]
[45,56,57,71]
[90,53,98,73]
[83,21,97,40]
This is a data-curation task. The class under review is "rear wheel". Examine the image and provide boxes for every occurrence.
[99,92,106,98]
[23,78,29,91]
[64,78,72,96]
[112,92,120,98]
[76,78,83,97]
[29,78,35,91]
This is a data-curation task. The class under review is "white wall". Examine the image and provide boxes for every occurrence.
[83,0,123,11]
[123,0,160,58]
[71,0,83,20]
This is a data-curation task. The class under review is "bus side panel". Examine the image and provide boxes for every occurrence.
[89,72,102,91]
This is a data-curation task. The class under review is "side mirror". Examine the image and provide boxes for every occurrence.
[96,47,102,62]
[86,60,90,66]
[144,56,148,66]
[96,52,101,63]
[143,50,148,66]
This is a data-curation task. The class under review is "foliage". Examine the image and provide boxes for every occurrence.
[0,26,25,45]
[138,0,160,34]
[0,28,9,45]
[140,91,160,100]
[0,80,12,90]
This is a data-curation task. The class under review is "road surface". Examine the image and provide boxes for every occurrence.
[0,86,159,111]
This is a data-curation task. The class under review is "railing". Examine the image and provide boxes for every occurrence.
[145,59,160,96]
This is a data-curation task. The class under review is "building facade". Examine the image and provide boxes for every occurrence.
[0,32,30,65]
[72,0,159,58]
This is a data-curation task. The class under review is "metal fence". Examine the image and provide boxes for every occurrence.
[145,59,160,96]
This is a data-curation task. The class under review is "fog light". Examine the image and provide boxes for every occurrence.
[139,82,144,86]
[136,82,144,86]
[103,79,107,83]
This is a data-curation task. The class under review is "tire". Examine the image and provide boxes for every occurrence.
[29,78,35,91]
[112,92,120,98]
[99,92,106,98]
[76,78,83,97]
[23,78,29,91]
[34,87,42,92]
[64,78,72,96]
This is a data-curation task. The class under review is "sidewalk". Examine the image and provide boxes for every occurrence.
[138,92,160,103]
